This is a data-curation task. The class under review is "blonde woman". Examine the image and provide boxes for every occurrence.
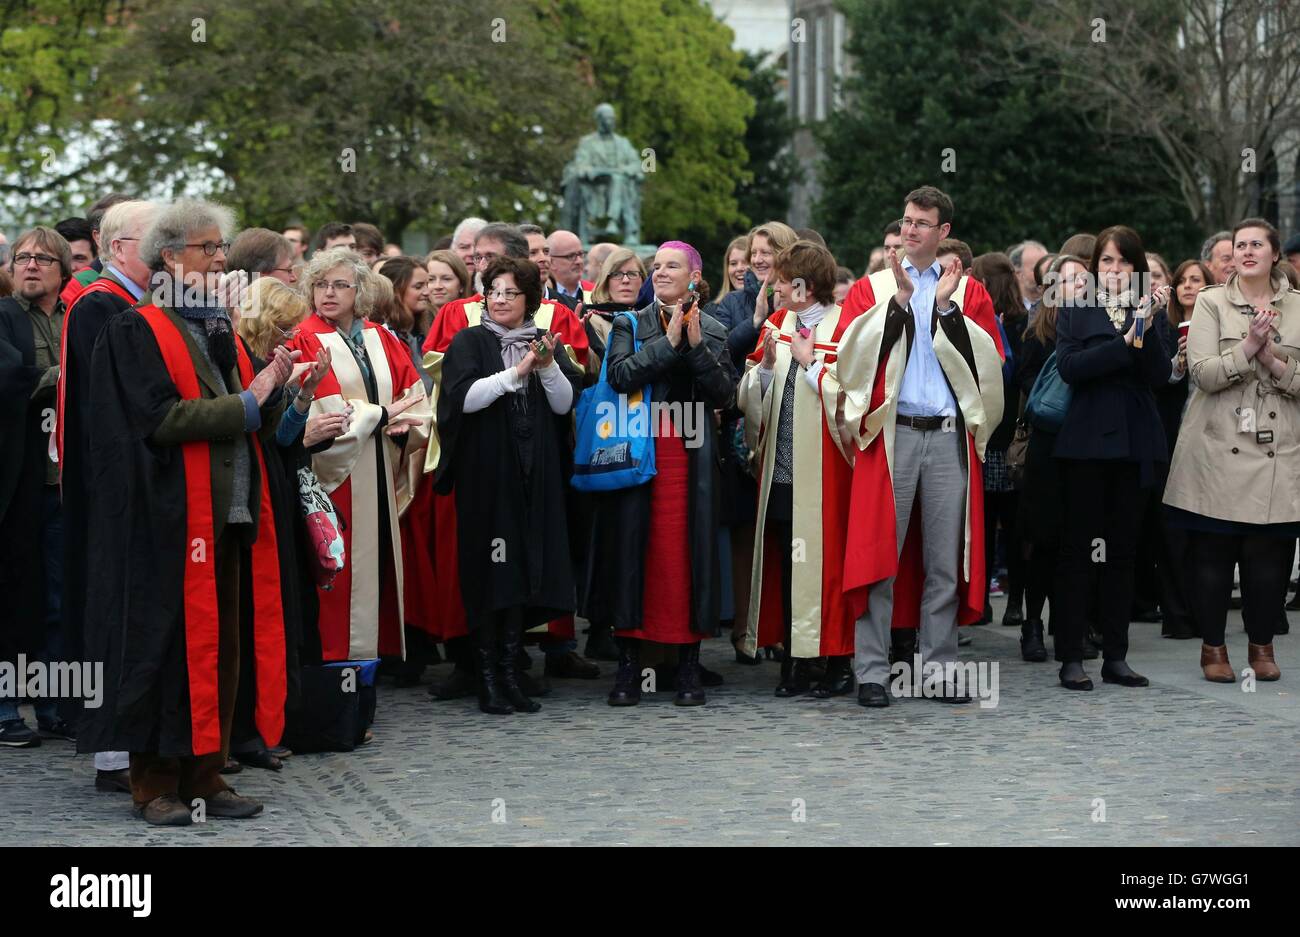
[582,246,647,373]
[286,248,431,670]
[711,221,798,662]
[715,235,748,305]
[237,276,310,360]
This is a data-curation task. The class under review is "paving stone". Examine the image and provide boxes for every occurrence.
[1,602,1296,845]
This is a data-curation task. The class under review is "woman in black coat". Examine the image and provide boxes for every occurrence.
[435,257,582,715]
[1016,255,1089,661]
[1052,227,1172,690]
[585,241,736,707]
[1149,260,1212,639]
[971,253,1028,641]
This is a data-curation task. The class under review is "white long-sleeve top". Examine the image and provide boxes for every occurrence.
[463,360,573,414]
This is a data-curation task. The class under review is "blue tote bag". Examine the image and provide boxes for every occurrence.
[571,311,657,491]
[1025,350,1072,432]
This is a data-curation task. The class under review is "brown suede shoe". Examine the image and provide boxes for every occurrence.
[204,789,264,819]
[1247,643,1281,681]
[1200,644,1234,683]
[135,794,193,827]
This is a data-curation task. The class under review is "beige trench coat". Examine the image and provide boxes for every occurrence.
[1164,272,1300,525]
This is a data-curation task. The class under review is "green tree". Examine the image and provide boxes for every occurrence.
[817,0,1203,271]
[734,50,801,231]
[103,0,592,238]
[0,1,125,222]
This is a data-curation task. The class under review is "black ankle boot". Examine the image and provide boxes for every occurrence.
[1100,658,1149,687]
[674,642,706,706]
[775,656,811,697]
[1002,591,1025,628]
[809,655,854,698]
[1058,661,1093,691]
[499,618,540,713]
[607,638,642,706]
[474,624,513,715]
[1020,619,1047,662]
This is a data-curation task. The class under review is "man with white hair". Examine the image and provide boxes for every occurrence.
[1201,230,1234,284]
[58,199,159,791]
[1009,240,1047,312]
[451,216,487,270]
[78,199,297,825]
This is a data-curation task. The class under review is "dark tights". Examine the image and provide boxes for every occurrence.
[1187,531,1291,646]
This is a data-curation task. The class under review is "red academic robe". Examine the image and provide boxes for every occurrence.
[420,295,589,640]
[738,306,859,658]
[837,270,1005,630]
[288,314,431,661]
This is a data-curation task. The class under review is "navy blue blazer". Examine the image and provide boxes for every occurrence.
[1051,303,1172,478]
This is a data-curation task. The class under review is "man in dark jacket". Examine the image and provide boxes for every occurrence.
[78,199,296,825]
[0,227,73,747]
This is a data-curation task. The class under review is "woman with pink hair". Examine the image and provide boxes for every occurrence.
[583,241,736,707]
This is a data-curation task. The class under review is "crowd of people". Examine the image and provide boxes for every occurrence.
[1,183,1297,826]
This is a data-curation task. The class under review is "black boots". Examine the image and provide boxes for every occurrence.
[499,617,541,713]
[430,636,477,700]
[1100,659,1149,687]
[474,623,513,715]
[809,655,854,698]
[607,638,642,706]
[774,655,811,697]
[1002,590,1025,628]
[1059,661,1093,691]
[674,642,706,706]
[1020,619,1047,662]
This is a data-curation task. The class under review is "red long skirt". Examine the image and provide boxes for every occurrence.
[622,424,694,644]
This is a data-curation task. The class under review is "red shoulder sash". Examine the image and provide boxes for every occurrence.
[135,303,286,754]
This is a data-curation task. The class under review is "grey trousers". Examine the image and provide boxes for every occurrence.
[853,425,967,686]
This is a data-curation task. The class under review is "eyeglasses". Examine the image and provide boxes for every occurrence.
[487,288,524,301]
[313,280,356,293]
[13,252,59,267]
[274,324,300,340]
[551,250,585,262]
[186,240,231,256]
[609,271,643,282]
[471,252,500,265]
[897,218,939,232]
[272,265,296,275]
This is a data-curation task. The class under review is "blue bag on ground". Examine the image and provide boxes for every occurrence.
[571,311,656,491]
[282,659,379,753]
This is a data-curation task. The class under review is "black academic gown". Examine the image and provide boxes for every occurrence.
[60,275,135,714]
[582,301,736,637]
[435,325,582,629]
[76,309,278,757]
[231,347,307,751]
[0,297,48,666]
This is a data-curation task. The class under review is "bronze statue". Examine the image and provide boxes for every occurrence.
[562,103,644,245]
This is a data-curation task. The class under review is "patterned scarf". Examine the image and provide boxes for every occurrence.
[1097,289,1135,332]
[176,303,237,374]
[480,315,539,392]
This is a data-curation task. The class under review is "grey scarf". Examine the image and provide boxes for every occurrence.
[481,315,540,376]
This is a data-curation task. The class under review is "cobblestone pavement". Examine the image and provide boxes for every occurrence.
[3,601,1297,846]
